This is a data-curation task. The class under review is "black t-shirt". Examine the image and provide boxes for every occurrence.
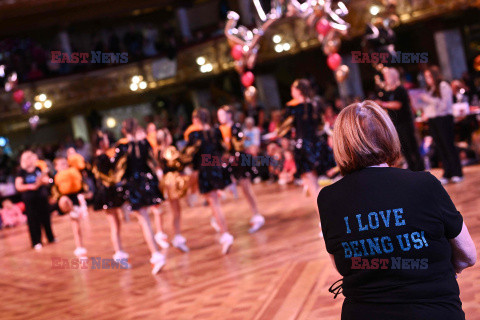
[16,167,49,202]
[317,167,464,319]
[380,86,413,126]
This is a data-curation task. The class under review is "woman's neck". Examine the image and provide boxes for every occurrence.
[368,163,389,168]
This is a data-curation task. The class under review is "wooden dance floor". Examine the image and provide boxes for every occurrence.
[1,166,479,320]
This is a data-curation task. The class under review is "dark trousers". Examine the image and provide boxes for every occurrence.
[395,121,424,171]
[25,197,55,247]
[428,115,463,178]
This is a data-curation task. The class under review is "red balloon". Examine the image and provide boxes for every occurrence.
[231,44,244,61]
[327,53,342,71]
[316,19,331,36]
[13,90,25,104]
[241,71,255,87]
[16,202,26,212]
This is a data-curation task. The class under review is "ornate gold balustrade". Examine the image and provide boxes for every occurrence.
[0,0,478,130]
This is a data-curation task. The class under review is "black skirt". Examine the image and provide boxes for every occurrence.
[125,172,163,210]
[93,183,125,211]
[227,152,254,180]
[198,163,231,194]
[293,138,322,175]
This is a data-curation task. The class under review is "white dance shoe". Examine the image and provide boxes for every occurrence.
[113,251,130,269]
[74,247,87,258]
[219,232,234,255]
[210,217,221,233]
[154,232,170,249]
[172,234,189,253]
[150,252,166,275]
[248,214,265,233]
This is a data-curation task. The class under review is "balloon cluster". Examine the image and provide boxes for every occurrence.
[1,65,31,113]
[362,0,400,69]
[224,0,352,88]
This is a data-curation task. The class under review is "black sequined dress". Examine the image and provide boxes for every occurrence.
[92,149,126,211]
[187,128,231,194]
[220,123,256,180]
[119,139,163,210]
[284,102,322,175]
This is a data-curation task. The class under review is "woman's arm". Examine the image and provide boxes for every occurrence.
[450,222,476,274]
[377,100,402,110]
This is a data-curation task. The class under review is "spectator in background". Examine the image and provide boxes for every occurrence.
[0,199,26,227]
[244,86,266,131]
[377,67,424,171]
[420,66,463,184]
[268,110,282,136]
[74,138,92,162]
[243,117,261,156]
[278,150,296,185]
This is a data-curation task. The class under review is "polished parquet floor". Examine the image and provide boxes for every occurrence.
[0,166,479,320]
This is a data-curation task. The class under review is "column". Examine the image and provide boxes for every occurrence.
[255,74,282,111]
[71,115,90,143]
[238,0,254,25]
[434,28,468,81]
[338,54,364,99]
[176,7,192,41]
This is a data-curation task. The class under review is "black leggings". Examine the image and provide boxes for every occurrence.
[25,196,55,247]
[428,115,463,178]
[395,121,424,171]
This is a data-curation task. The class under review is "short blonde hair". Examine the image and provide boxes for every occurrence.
[332,100,401,175]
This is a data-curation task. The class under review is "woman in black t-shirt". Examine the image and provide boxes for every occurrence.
[317,101,476,320]
[15,150,55,249]
[376,67,424,171]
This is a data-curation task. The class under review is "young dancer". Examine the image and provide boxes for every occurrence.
[118,119,166,274]
[154,128,190,252]
[217,106,265,233]
[185,108,234,254]
[52,157,88,258]
[91,131,129,264]
[280,79,324,237]
[15,151,55,250]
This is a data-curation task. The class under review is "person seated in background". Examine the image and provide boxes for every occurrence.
[268,110,282,137]
[278,150,296,185]
[0,199,26,227]
[266,142,283,182]
[243,117,261,157]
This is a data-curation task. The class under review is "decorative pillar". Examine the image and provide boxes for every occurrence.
[255,74,282,112]
[434,28,468,81]
[238,0,254,25]
[176,7,192,41]
[71,115,90,143]
[338,54,364,99]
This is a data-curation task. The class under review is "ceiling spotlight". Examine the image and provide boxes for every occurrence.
[34,102,42,110]
[139,81,147,90]
[131,75,141,83]
[44,100,52,108]
[130,83,138,91]
[275,44,284,53]
[273,35,282,43]
[370,5,380,16]
[283,43,291,51]
[200,63,213,73]
[106,117,116,128]
[38,94,47,102]
[196,56,206,65]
